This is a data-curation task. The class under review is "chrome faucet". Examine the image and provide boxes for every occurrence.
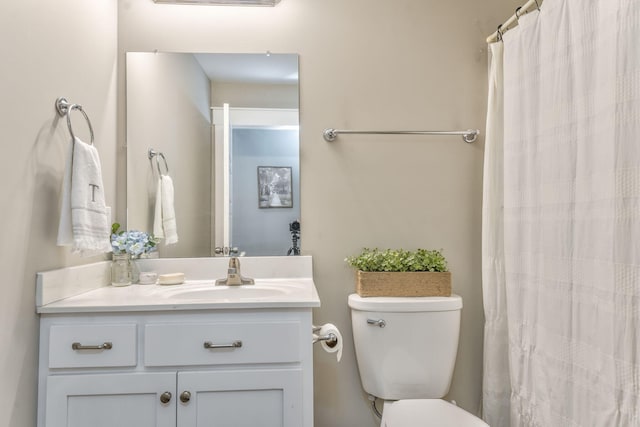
[215,257,255,286]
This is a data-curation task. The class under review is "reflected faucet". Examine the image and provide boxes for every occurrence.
[215,257,255,286]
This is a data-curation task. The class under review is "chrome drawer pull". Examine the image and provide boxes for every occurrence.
[367,319,386,328]
[71,342,113,351]
[203,340,242,349]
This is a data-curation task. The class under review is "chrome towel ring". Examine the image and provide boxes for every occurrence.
[148,148,170,175]
[55,97,95,145]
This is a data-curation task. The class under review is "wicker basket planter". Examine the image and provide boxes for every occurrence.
[355,270,451,297]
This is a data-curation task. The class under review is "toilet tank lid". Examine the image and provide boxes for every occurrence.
[348,293,462,312]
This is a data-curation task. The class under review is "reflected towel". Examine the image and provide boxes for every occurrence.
[153,178,164,239]
[153,175,178,245]
[57,137,112,255]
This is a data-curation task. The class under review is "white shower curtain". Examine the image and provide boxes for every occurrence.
[482,41,511,427]
[482,0,640,426]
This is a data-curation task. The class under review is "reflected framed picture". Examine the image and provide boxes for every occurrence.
[257,166,293,208]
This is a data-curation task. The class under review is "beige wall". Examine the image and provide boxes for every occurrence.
[0,1,117,426]
[119,1,511,426]
[0,0,515,426]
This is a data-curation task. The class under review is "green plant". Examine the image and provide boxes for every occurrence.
[345,248,448,272]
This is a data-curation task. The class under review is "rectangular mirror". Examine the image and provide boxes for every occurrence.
[126,52,300,257]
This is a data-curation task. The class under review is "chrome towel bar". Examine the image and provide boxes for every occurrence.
[323,128,479,143]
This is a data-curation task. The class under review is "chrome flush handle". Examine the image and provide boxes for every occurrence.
[366,319,386,328]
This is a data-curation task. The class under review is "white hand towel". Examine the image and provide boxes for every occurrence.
[161,175,178,245]
[153,177,164,239]
[57,137,112,255]
[153,175,178,245]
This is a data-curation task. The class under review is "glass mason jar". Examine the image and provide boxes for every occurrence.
[111,253,132,287]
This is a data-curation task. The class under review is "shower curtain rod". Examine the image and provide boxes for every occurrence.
[486,0,543,43]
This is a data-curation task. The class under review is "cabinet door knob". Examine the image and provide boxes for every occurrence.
[160,391,172,404]
[180,391,191,403]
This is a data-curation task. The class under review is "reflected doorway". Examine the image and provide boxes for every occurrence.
[212,107,300,256]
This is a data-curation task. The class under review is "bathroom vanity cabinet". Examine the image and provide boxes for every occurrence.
[37,309,312,427]
[35,257,319,427]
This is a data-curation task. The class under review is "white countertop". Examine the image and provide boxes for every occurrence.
[38,278,320,314]
[36,256,320,314]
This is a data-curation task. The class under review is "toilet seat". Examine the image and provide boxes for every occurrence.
[381,399,489,427]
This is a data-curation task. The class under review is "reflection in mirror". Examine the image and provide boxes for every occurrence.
[126,52,299,258]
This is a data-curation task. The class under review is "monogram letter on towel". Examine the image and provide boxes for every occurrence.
[89,184,99,202]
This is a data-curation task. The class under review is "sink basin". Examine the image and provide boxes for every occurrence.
[168,284,292,300]
[154,279,304,303]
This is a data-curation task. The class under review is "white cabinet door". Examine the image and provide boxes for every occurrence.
[177,369,303,427]
[45,372,176,427]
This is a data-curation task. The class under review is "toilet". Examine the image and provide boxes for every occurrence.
[348,293,489,427]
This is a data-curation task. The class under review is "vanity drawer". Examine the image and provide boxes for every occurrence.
[144,321,301,367]
[48,324,137,369]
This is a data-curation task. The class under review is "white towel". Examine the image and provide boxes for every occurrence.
[57,137,112,255]
[153,177,164,239]
[153,175,178,245]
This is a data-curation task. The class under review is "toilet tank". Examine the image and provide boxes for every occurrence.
[348,294,462,400]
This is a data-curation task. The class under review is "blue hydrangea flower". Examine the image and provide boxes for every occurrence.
[111,228,158,256]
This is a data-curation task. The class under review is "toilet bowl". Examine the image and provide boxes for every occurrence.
[348,293,489,427]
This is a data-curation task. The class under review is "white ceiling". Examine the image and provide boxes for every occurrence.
[193,53,298,84]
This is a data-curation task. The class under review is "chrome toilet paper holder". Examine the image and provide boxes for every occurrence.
[312,325,338,347]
